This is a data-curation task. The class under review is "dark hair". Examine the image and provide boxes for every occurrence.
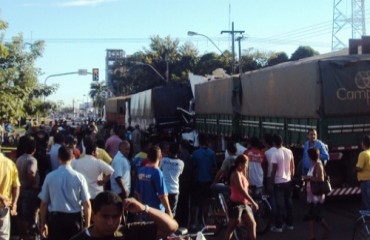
[66,134,77,146]
[249,136,260,148]
[362,135,370,148]
[147,145,161,163]
[92,191,123,213]
[112,126,120,135]
[96,139,105,149]
[308,148,320,162]
[119,140,130,149]
[198,133,208,146]
[179,140,190,150]
[58,146,73,162]
[83,136,97,155]
[307,128,317,134]
[169,142,179,156]
[159,141,170,153]
[272,134,283,147]
[17,135,36,156]
[226,141,237,155]
[16,135,29,158]
[228,154,248,183]
[263,133,273,147]
[53,132,65,144]
[23,135,36,154]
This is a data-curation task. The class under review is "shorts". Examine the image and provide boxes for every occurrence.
[17,189,40,222]
[228,201,252,219]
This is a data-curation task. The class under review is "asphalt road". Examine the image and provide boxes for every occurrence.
[208,194,361,240]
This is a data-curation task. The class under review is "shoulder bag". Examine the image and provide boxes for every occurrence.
[311,162,332,195]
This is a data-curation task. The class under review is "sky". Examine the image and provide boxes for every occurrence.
[2,0,367,107]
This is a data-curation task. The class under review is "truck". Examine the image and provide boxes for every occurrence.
[192,52,370,197]
[105,84,193,141]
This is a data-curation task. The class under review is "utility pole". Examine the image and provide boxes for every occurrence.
[221,22,245,74]
[235,36,244,74]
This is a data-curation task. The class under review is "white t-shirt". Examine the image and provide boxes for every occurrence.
[264,147,277,177]
[271,147,293,184]
[72,155,114,199]
[225,142,247,159]
[159,157,184,194]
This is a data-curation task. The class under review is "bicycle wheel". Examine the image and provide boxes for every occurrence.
[201,198,224,235]
[254,199,271,235]
[353,217,370,240]
[233,225,248,240]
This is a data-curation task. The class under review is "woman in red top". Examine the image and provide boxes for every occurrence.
[225,154,258,240]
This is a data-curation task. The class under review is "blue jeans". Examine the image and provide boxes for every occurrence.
[168,193,179,216]
[274,181,293,228]
[360,180,370,211]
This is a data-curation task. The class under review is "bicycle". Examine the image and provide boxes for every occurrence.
[218,193,248,240]
[168,225,216,240]
[201,196,227,235]
[352,210,370,240]
[249,188,272,235]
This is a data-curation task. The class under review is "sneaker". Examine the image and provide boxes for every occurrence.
[270,226,283,233]
[286,225,294,230]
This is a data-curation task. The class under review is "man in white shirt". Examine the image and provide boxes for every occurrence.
[269,134,295,233]
[111,140,131,199]
[73,136,114,199]
[263,134,278,216]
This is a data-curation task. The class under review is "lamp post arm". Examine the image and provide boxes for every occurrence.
[44,72,80,85]
[133,62,166,82]
[196,33,223,54]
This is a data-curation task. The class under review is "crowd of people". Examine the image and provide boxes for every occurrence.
[0,119,369,240]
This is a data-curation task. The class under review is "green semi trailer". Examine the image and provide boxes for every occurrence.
[192,53,370,197]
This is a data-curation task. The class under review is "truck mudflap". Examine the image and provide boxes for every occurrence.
[326,186,361,197]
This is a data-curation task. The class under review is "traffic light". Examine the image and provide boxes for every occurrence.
[92,68,99,81]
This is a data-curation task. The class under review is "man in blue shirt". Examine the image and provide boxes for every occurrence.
[136,145,172,219]
[189,133,216,229]
[38,146,91,240]
[49,132,64,171]
[302,129,329,175]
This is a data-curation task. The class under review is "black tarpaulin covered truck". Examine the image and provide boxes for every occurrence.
[106,84,193,140]
[193,53,370,197]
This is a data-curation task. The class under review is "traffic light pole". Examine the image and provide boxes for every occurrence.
[44,70,92,85]
[43,70,92,101]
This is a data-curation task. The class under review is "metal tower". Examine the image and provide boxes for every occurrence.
[332,0,366,51]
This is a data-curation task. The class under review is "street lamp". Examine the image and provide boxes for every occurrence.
[187,31,223,54]
[133,62,167,82]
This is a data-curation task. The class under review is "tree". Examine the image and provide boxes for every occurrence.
[290,46,319,61]
[89,81,108,117]
[267,52,289,66]
[0,20,50,122]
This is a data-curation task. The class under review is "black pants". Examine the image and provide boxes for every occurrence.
[48,212,82,240]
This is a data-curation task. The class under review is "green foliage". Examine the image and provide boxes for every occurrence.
[290,46,319,61]
[89,81,107,117]
[267,52,289,66]
[0,22,52,121]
